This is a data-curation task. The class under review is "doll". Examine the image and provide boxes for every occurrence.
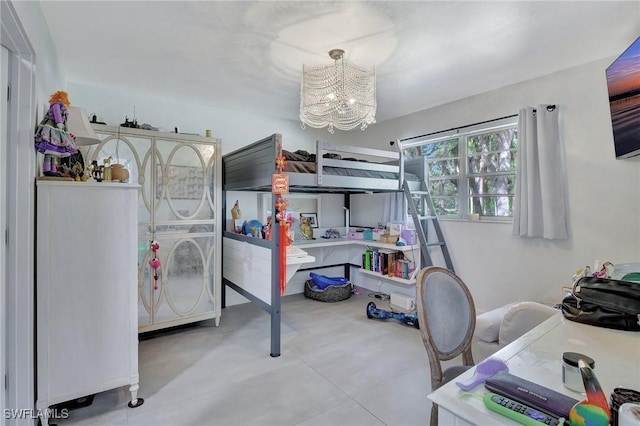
[231,200,242,232]
[34,91,79,157]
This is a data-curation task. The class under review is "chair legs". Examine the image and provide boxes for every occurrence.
[430,403,438,426]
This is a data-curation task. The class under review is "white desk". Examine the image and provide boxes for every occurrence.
[428,313,640,425]
[293,238,421,285]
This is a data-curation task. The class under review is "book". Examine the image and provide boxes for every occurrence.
[378,249,398,276]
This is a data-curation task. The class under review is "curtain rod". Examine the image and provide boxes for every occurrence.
[399,113,518,143]
[398,105,555,143]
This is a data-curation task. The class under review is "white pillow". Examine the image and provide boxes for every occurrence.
[474,302,519,343]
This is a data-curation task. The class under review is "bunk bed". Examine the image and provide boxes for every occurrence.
[222,134,421,357]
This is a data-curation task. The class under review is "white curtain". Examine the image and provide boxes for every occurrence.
[383,192,405,224]
[512,105,568,239]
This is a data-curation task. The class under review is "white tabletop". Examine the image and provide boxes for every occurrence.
[428,313,640,425]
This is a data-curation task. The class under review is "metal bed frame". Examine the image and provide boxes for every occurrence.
[222,133,417,356]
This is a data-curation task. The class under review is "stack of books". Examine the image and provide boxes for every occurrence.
[362,249,415,279]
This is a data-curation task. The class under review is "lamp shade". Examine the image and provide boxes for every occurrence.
[66,106,101,146]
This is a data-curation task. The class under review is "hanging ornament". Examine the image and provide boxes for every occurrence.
[275,154,287,171]
[273,142,290,295]
[275,196,289,221]
[149,240,161,290]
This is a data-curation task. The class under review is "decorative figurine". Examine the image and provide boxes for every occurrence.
[299,216,314,240]
[120,116,139,128]
[242,219,263,238]
[34,91,78,157]
[149,240,161,290]
[263,216,272,240]
[231,200,242,232]
[103,156,112,181]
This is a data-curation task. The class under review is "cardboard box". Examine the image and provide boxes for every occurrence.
[380,233,397,244]
[387,222,402,236]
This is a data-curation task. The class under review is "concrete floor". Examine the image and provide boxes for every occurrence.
[52,292,433,426]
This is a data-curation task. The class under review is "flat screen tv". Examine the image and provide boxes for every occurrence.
[606,36,640,159]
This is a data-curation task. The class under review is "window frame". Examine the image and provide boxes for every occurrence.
[402,116,518,222]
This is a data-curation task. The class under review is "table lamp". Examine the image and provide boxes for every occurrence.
[66,106,100,146]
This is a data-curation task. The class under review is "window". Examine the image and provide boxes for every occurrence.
[404,117,518,219]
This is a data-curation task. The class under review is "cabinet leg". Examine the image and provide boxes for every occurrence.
[127,383,144,408]
[36,401,51,426]
[214,317,220,327]
[37,409,50,426]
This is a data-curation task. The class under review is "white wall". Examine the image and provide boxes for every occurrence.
[12,1,65,110]
[329,58,640,312]
[67,82,330,155]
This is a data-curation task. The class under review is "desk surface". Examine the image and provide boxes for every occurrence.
[428,313,640,425]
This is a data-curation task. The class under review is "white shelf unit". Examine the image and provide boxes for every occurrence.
[292,238,420,285]
[359,268,417,285]
[36,181,142,425]
[87,125,222,333]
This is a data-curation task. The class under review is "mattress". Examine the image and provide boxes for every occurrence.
[282,150,419,181]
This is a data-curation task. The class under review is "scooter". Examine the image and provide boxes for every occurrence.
[366,302,419,329]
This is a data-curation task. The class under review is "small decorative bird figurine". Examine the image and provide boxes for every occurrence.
[299,216,314,240]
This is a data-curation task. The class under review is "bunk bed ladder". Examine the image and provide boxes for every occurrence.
[402,180,454,271]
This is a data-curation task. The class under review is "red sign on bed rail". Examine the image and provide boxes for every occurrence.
[272,173,289,194]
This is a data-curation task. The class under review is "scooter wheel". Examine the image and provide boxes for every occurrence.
[366,302,376,319]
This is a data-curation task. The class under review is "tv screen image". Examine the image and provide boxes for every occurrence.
[606,36,640,159]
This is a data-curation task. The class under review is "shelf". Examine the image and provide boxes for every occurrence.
[293,238,419,252]
[360,240,419,252]
[359,268,416,285]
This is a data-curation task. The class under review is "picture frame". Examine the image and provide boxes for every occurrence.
[300,213,318,228]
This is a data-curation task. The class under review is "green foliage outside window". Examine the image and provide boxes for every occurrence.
[405,122,518,218]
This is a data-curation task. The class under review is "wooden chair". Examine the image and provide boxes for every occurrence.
[416,266,476,426]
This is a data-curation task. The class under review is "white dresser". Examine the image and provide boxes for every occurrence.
[36,181,142,425]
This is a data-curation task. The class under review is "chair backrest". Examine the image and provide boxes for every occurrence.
[416,266,476,388]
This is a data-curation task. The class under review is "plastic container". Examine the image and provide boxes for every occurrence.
[613,263,640,282]
[619,403,640,426]
[562,352,595,392]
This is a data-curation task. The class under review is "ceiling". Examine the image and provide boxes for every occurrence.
[40,1,639,123]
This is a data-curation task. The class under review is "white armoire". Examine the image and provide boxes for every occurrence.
[86,125,222,332]
[36,181,142,425]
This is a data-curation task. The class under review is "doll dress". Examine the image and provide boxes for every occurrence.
[34,101,78,157]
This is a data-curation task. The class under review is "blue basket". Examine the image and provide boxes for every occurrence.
[309,272,350,290]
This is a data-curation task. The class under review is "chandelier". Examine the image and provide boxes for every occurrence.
[300,49,376,134]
